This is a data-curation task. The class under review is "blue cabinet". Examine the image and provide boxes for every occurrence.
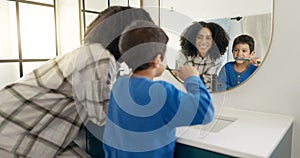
[175,143,235,158]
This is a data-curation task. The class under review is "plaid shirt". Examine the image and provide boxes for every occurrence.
[0,43,118,157]
[176,50,222,92]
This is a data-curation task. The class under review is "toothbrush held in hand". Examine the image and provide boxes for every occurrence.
[235,58,261,65]
[234,57,250,61]
[166,65,184,84]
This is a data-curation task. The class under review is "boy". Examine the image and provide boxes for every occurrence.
[102,20,214,158]
[217,34,259,90]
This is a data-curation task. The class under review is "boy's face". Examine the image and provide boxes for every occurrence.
[232,43,254,64]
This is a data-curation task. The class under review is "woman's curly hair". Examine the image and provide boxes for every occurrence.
[180,21,230,61]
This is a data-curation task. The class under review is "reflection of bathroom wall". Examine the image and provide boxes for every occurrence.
[202,14,271,73]
[242,13,272,60]
[154,0,272,70]
[226,13,272,64]
[159,0,272,21]
[161,13,272,70]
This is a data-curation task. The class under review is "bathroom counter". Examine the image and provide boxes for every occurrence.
[175,107,294,158]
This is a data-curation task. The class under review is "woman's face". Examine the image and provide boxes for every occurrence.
[195,27,213,57]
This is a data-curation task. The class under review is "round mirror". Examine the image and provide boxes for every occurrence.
[158,0,273,92]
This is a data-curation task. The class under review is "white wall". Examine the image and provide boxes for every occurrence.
[160,0,271,21]
[145,0,300,157]
[221,0,300,157]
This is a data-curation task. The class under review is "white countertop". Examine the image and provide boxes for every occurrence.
[175,107,294,158]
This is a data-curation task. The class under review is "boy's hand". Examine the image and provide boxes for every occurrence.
[250,57,261,67]
[173,65,199,81]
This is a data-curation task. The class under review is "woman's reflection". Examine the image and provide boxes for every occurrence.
[175,21,229,92]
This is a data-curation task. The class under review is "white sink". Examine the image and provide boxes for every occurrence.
[191,115,237,133]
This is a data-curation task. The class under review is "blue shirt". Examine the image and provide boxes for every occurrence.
[102,75,214,158]
[217,62,257,90]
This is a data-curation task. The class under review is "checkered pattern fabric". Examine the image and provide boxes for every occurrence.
[0,43,118,157]
[176,50,222,92]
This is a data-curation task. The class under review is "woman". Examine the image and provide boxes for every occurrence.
[0,6,153,157]
[176,21,229,92]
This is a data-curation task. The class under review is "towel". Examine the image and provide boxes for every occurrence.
[242,13,272,60]
[206,18,231,69]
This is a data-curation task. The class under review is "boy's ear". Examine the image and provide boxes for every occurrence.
[152,54,161,67]
[250,51,256,56]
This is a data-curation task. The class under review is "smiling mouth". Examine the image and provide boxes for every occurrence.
[198,45,209,49]
[235,58,250,61]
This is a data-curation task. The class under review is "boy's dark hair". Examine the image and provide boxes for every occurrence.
[119,20,169,72]
[232,34,255,52]
[84,6,153,61]
[180,21,230,61]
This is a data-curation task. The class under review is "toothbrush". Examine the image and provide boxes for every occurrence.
[234,58,261,64]
[234,58,250,61]
[166,66,184,83]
